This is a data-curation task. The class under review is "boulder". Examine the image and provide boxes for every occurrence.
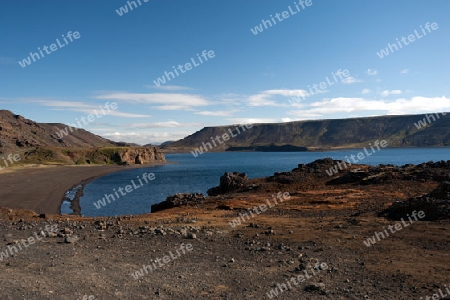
[429,180,450,199]
[326,170,371,185]
[151,193,205,213]
[382,181,450,221]
[207,172,248,196]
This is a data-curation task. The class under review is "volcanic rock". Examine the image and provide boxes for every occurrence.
[382,181,450,220]
[151,193,206,213]
[207,172,248,196]
[118,147,165,165]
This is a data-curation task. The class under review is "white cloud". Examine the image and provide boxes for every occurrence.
[362,89,371,95]
[380,90,402,97]
[366,69,378,76]
[195,110,235,116]
[216,90,325,108]
[154,105,195,111]
[26,99,150,118]
[400,69,410,74]
[341,77,362,84]
[144,85,194,91]
[288,96,450,118]
[227,117,278,124]
[247,89,309,107]
[96,93,209,109]
[281,117,293,122]
[264,89,309,97]
[124,121,200,128]
[247,94,280,107]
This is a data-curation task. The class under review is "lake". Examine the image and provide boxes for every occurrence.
[68,148,449,217]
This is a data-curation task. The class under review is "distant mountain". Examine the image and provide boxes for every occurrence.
[158,141,175,147]
[167,113,450,151]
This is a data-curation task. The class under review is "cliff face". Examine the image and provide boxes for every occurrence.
[118,147,166,165]
[166,113,450,150]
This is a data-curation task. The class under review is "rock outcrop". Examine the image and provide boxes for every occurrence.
[326,160,450,186]
[118,147,165,165]
[207,172,248,196]
[267,158,344,184]
[151,193,205,213]
[382,181,450,220]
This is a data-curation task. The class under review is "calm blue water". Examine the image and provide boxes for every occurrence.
[76,148,449,217]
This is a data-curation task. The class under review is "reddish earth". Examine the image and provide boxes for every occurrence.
[0,159,449,299]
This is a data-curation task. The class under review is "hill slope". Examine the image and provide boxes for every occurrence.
[0,110,165,165]
[0,110,119,153]
[166,113,450,151]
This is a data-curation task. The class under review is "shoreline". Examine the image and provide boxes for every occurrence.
[64,177,96,216]
[64,162,167,216]
[64,161,168,216]
[0,162,168,215]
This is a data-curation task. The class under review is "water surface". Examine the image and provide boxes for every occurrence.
[77,148,449,217]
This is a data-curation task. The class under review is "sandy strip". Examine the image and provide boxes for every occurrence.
[0,164,164,215]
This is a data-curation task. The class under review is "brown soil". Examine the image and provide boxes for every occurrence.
[0,160,449,299]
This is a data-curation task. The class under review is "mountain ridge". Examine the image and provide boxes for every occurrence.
[0,109,121,152]
[164,112,450,151]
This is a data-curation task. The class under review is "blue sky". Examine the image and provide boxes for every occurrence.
[1,0,449,144]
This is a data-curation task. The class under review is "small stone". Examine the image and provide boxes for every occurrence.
[63,228,73,235]
[304,283,326,293]
[64,235,79,243]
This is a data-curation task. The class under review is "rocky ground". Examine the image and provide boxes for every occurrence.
[0,159,450,300]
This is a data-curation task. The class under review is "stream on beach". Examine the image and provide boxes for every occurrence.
[62,148,449,217]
